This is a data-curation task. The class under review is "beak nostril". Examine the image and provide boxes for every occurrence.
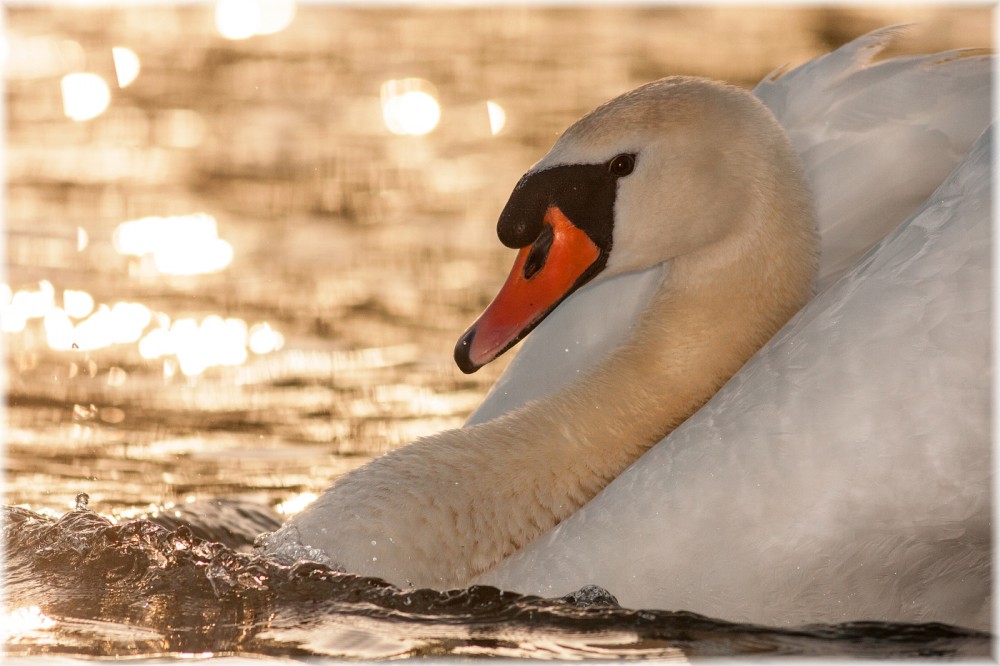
[523,223,555,281]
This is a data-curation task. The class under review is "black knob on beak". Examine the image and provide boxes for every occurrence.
[496,174,548,248]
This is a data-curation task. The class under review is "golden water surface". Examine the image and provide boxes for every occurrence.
[3,4,991,521]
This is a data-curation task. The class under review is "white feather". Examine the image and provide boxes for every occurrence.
[755,26,991,289]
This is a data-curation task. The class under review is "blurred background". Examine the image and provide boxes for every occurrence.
[3,4,992,521]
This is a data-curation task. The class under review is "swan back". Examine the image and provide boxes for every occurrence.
[754,26,992,289]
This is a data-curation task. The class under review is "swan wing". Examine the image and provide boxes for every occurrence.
[478,126,992,630]
[754,26,991,289]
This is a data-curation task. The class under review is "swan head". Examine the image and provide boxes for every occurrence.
[455,76,815,373]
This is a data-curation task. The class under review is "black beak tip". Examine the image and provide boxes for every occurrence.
[454,327,481,374]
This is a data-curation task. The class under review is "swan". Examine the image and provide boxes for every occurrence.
[263,28,992,629]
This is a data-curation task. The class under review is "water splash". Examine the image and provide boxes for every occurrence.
[2,502,990,660]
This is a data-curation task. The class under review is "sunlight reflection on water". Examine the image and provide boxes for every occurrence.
[60,72,110,121]
[215,0,297,40]
[3,277,282,376]
[113,213,234,275]
[111,46,140,88]
[0,606,57,643]
[380,78,441,136]
[4,0,990,525]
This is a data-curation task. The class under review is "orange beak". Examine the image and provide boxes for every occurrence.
[455,205,601,373]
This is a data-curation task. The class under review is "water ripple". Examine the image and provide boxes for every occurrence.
[3,504,990,659]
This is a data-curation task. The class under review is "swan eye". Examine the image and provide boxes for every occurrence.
[607,154,635,177]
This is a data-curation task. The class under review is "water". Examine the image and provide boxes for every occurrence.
[3,4,993,660]
[4,500,990,659]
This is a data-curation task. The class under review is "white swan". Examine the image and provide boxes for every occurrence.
[264,28,992,630]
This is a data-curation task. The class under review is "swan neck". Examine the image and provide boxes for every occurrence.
[469,195,817,556]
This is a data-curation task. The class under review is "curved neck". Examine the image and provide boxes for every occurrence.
[284,193,816,591]
[462,200,816,581]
